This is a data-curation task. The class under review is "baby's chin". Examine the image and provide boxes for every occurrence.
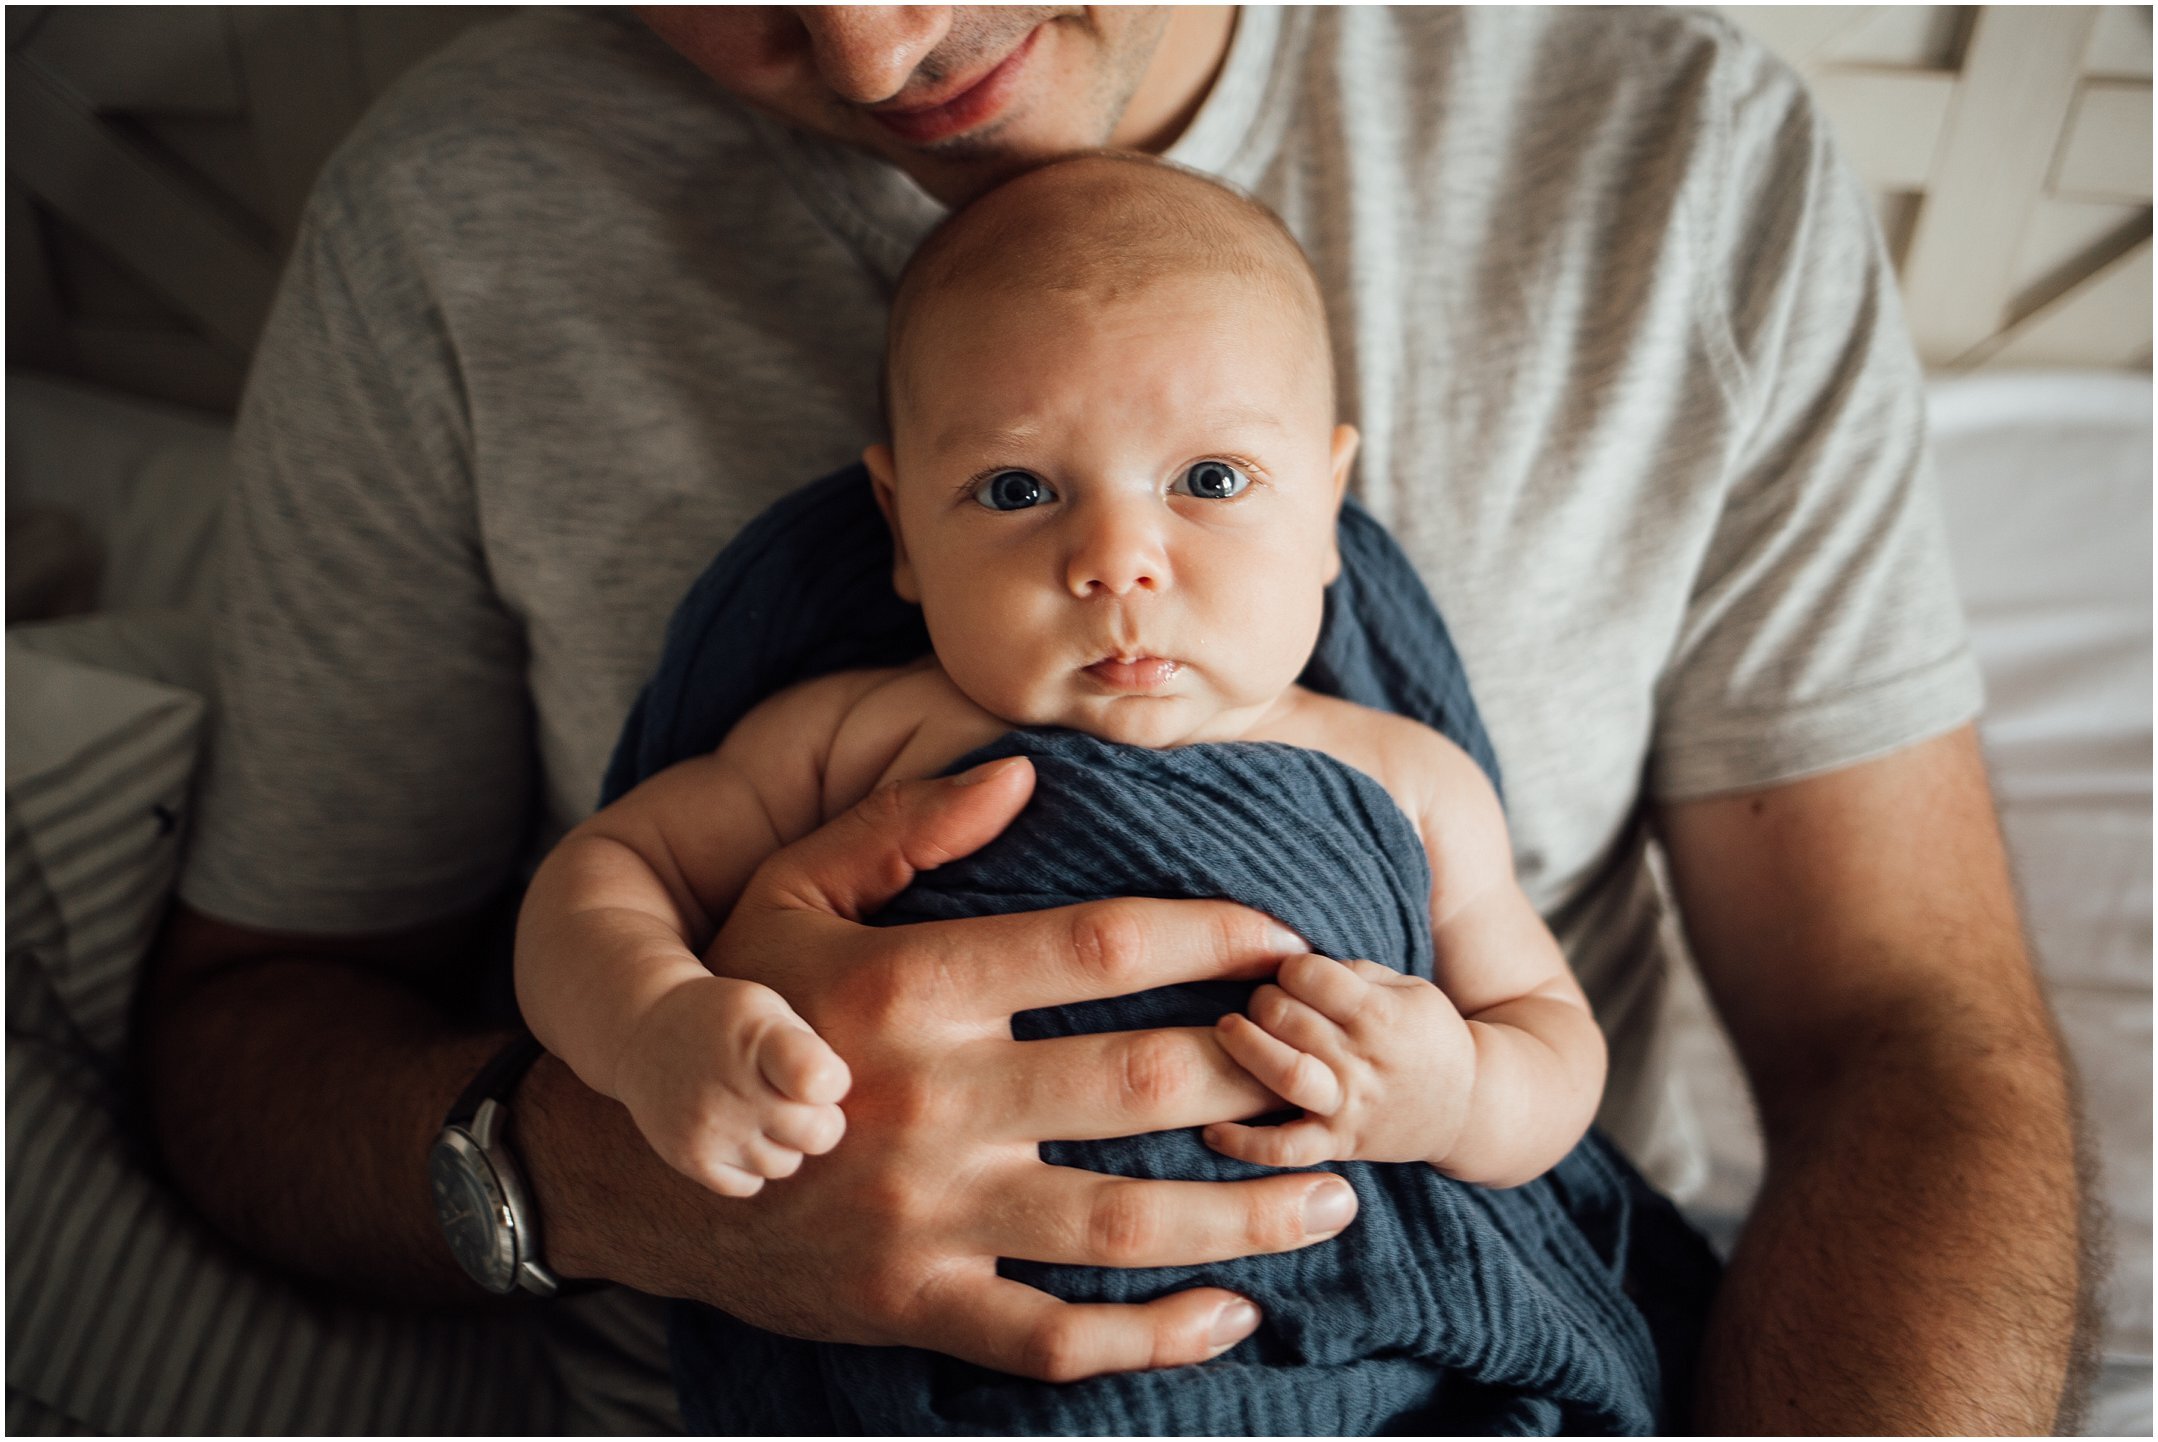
[1035,694,1262,750]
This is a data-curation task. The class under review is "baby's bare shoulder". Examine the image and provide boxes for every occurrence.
[822,661,1010,817]
[683,667,916,846]
[1284,693,1485,803]
[719,665,916,760]
[1288,694,1509,882]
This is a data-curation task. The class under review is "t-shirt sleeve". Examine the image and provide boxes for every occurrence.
[1646,37,1984,801]
[179,167,537,934]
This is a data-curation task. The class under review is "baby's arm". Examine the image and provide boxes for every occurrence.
[516,671,890,1197]
[1207,729,1605,1188]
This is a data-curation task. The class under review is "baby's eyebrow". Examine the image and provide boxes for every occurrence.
[1192,404,1290,433]
[932,407,1288,455]
[933,422,1044,453]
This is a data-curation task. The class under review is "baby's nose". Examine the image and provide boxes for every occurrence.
[1065,507,1168,598]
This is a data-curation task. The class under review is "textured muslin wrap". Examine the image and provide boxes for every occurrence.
[603,467,1718,1435]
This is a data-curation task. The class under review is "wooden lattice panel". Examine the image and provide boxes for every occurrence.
[1728,5,2153,370]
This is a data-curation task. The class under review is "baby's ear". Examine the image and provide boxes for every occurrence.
[863,444,921,603]
[1322,424,1360,585]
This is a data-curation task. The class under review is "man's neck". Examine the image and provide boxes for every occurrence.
[1112,7,1238,153]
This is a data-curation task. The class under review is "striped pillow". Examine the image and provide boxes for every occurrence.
[6,640,201,1061]
[5,639,562,1434]
[6,958,555,1434]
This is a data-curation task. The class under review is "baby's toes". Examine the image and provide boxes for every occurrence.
[756,1023,852,1106]
[764,1099,847,1157]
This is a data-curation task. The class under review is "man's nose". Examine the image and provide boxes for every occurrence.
[795,7,953,105]
[1065,499,1170,599]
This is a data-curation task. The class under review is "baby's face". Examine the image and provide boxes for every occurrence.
[869,273,1358,748]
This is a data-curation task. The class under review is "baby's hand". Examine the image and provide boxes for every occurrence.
[1204,954,1474,1169]
[615,975,851,1198]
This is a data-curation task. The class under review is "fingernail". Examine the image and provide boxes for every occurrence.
[952,757,1017,786]
[1208,1298,1260,1348]
[1267,924,1306,955]
[1302,1180,1356,1235]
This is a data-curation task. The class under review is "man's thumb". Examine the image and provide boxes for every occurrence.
[770,756,1035,921]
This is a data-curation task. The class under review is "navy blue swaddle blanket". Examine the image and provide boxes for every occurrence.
[603,466,1719,1435]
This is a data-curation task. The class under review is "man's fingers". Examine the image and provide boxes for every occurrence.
[921,1274,1262,1383]
[759,757,1037,922]
[985,1165,1358,1268]
[1214,1012,1343,1114]
[1204,1117,1342,1170]
[899,897,1306,1019]
[991,1026,1277,1142]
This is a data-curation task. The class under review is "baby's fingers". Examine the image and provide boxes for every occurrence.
[1277,954,1378,1025]
[740,1133,807,1180]
[764,1099,848,1156]
[680,1151,766,1199]
[756,1021,853,1105]
[1203,1117,1342,1169]
[1214,1012,1343,1115]
[1248,984,1344,1063]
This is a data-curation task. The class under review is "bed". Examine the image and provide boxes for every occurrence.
[7,4,2152,1434]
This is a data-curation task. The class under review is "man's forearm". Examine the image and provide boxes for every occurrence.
[1694,1014,2084,1433]
[140,947,513,1304]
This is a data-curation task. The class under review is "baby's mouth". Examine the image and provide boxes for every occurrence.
[1083,656,1182,692]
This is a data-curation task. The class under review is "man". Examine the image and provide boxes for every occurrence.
[143,7,2083,1432]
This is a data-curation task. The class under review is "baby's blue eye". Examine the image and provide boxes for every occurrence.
[1175,460,1250,500]
[973,470,1051,511]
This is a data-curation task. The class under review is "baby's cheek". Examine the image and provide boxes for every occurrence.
[936,634,1053,724]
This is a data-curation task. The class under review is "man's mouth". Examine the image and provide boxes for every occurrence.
[868,27,1041,145]
[1083,656,1182,692]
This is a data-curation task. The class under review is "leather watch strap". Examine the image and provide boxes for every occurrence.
[443,1029,600,1296]
[447,1029,545,1128]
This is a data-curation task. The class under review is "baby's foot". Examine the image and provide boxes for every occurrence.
[618,975,852,1198]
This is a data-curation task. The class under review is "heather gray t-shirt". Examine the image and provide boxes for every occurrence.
[181,5,1979,1424]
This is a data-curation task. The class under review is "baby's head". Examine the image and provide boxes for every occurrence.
[866,152,1358,748]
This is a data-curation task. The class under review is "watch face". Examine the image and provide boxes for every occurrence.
[429,1130,517,1293]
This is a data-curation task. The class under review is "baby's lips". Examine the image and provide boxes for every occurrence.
[1082,656,1181,690]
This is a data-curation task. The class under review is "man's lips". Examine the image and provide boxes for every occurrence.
[1084,657,1182,692]
[869,27,1040,145]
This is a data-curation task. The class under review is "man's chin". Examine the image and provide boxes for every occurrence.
[867,126,1106,206]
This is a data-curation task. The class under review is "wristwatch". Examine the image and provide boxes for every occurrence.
[429,1030,566,1297]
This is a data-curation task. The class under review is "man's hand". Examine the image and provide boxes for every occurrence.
[1202,955,1473,1169]
[534,754,1361,1383]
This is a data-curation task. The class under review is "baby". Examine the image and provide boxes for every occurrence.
[517,153,1620,1428]
[520,150,1603,1206]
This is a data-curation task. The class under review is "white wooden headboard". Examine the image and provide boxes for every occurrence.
[7,5,2151,412]
[1728,5,2152,370]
